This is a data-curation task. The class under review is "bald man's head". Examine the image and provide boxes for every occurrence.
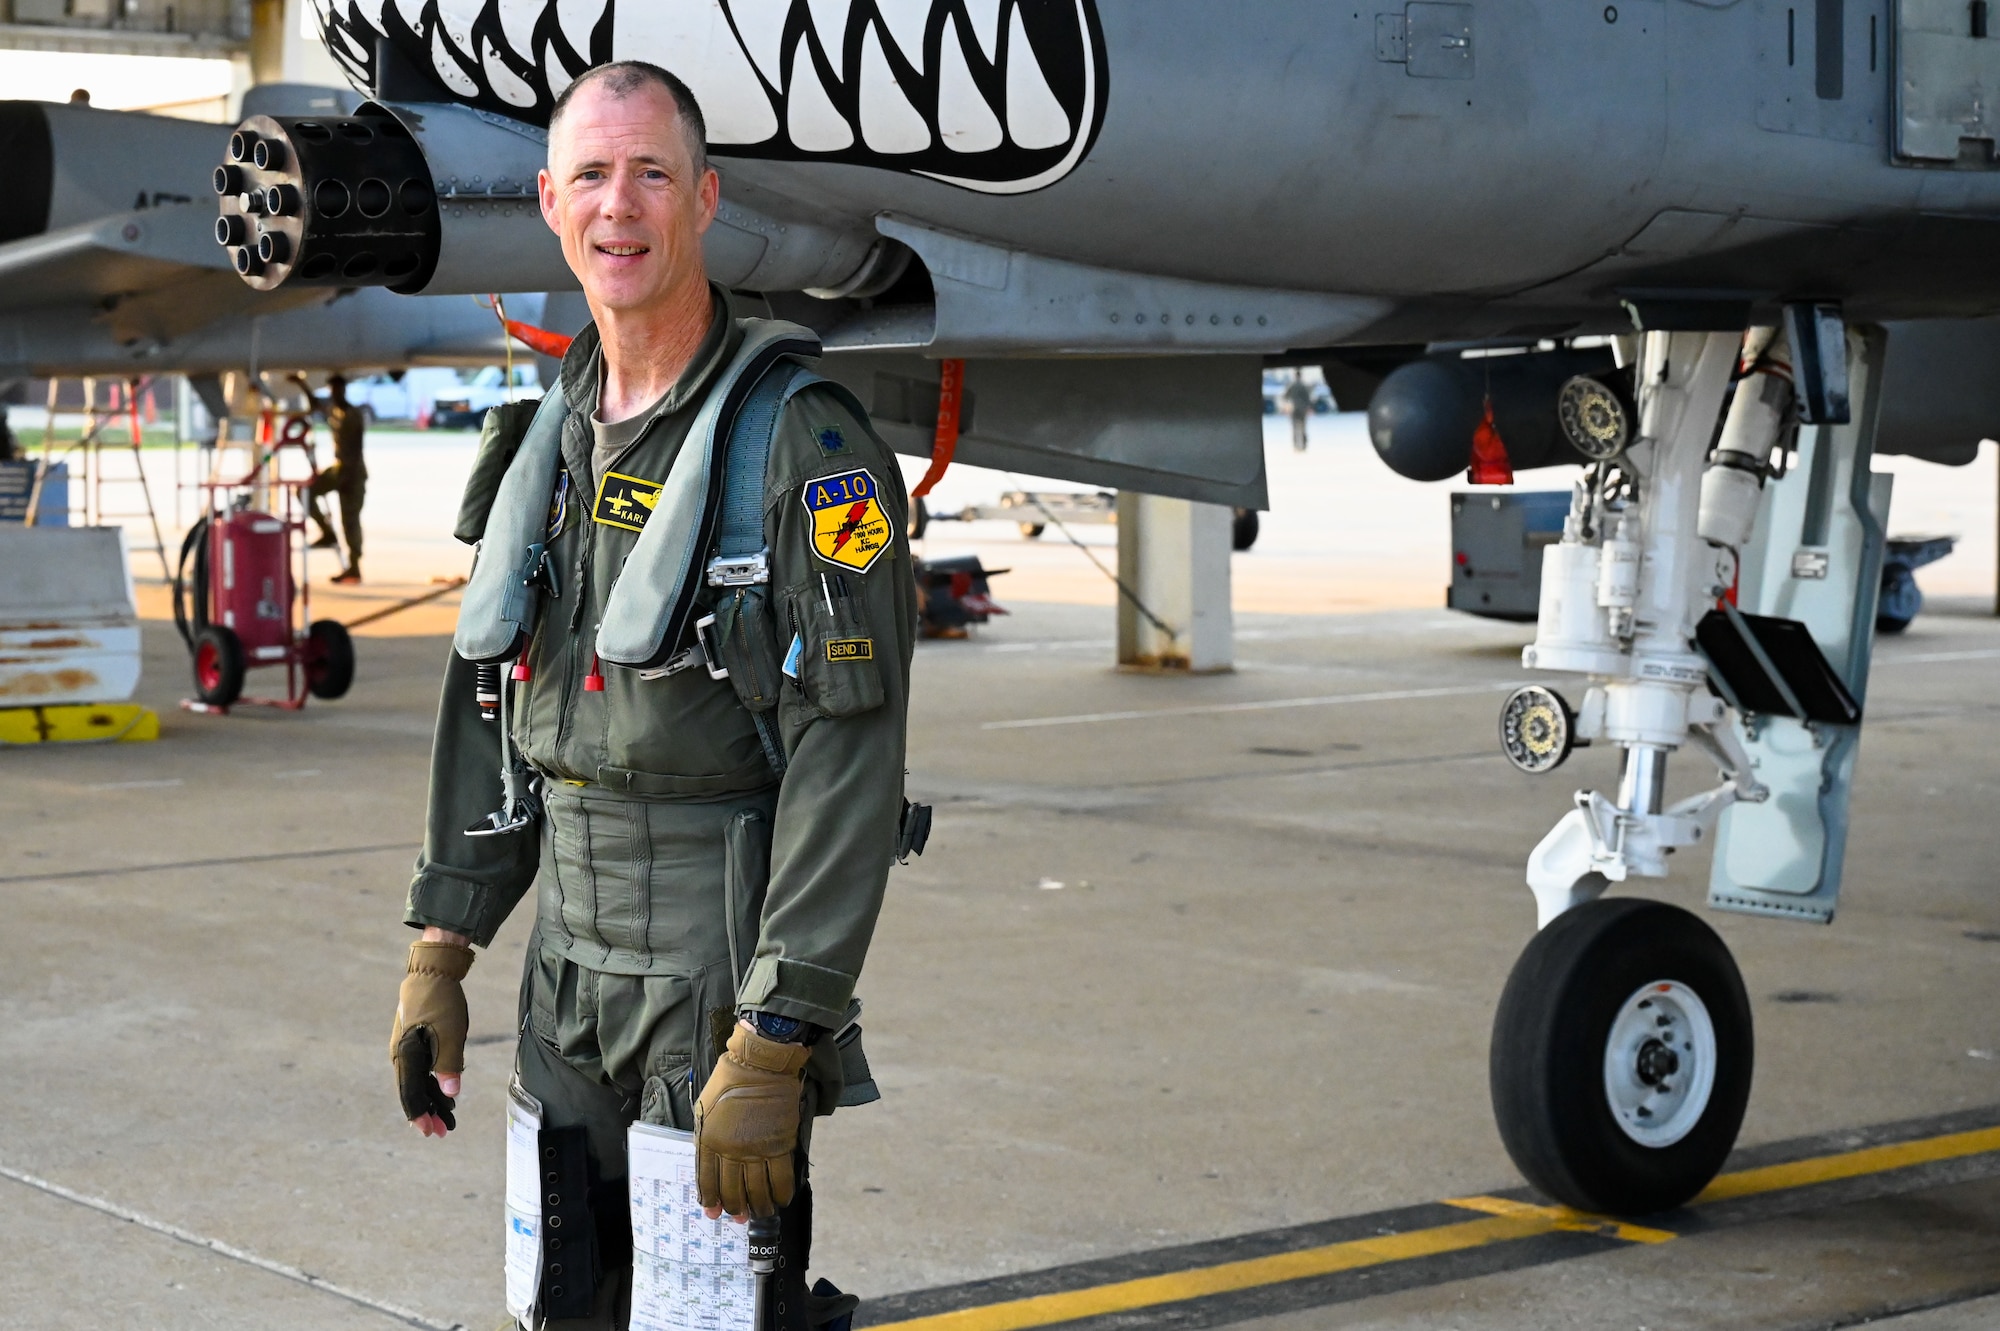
[548,61,707,176]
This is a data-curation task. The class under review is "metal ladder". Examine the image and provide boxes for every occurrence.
[25,376,172,582]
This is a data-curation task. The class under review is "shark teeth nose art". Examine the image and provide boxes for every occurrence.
[317,0,1105,194]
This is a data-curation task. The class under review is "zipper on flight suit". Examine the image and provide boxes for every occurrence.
[552,536,591,761]
[549,429,592,766]
[561,400,672,759]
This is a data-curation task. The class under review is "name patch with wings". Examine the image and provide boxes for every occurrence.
[804,468,891,573]
[594,471,662,532]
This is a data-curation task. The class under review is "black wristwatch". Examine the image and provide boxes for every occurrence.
[742,1010,812,1044]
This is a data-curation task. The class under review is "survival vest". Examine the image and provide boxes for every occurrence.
[453,318,872,774]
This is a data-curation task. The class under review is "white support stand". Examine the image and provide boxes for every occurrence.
[1115,491,1233,673]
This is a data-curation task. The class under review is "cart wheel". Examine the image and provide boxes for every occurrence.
[1876,562,1920,634]
[1490,897,1752,1215]
[192,625,246,707]
[1232,507,1260,552]
[306,619,356,700]
[1019,522,1046,539]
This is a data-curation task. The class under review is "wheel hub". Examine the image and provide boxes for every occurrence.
[1603,980,1718,1148]
[1635,1037,1681,1085]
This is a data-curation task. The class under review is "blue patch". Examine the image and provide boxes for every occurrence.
[815,426,848,456]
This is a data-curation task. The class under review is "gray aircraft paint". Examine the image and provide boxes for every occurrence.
[303,0,2000,335]
[0,87,530,383]
[0,279,526,380]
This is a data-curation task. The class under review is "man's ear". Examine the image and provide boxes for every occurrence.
[538,167,561,235]
[693,166,719,236]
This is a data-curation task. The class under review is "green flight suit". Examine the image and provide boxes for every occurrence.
[309,399,366,562]
[404,291,915,1329]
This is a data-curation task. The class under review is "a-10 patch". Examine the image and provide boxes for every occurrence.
[595,471,661,532]
[803,468,891,573]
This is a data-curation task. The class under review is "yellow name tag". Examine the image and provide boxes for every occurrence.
[825,638,873,662]
[594,471,661,531]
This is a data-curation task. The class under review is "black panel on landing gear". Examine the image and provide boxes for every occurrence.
[1490,898,1754,1216]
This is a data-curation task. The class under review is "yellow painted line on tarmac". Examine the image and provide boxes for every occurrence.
[868,1214,1550,1331]
[1442,1194,1676,1244]
[867,1122,2000,1331]
[1695,1124,2000,1204]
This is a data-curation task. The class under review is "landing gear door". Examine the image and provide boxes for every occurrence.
[1708,329,1892,923]
[1894,0,2000,163]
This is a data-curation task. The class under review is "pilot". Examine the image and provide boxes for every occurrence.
[387,61,916,1331]
[292,371,368,583]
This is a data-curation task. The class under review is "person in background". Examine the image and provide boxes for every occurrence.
[1283,369,1314,452]
[292,372,367,583]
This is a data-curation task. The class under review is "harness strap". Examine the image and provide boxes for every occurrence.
[704,365,870,586]
[708,366,872,779]
[715,362,806,776]
[707,361,806,587]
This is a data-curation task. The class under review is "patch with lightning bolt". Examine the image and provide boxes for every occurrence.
[594,471,662,532]
[803,467,892,573]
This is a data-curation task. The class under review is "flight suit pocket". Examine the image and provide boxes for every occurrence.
[722,808,773,990]
[641,1062,691,1129]
[803,1000,879,1116]
[790,587,884,718]
[833,1024,880,1108]
[710,586,783,713]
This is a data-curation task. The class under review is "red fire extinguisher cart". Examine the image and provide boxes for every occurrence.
[171,411,354,712]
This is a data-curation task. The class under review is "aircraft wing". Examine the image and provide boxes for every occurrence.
[0,201,320,346]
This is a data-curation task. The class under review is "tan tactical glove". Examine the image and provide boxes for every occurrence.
[695,1022,811,1218]
[390,940,474,1131]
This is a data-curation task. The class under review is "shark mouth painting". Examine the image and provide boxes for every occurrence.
[314,0,1107,194]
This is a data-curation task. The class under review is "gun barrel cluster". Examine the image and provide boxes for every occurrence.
[213,111,440,293]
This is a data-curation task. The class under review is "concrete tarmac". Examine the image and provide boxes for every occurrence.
[6,418,2000,1329]
[3,586,1998,1330]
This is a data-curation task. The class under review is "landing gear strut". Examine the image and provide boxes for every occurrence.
[1489,313,1885,1213]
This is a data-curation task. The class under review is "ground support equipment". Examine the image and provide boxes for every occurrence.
[172,409,354,713]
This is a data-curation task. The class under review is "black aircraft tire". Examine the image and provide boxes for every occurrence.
[1490,897,1753,1216]
[192,624,246,707]
[1232,507,1260,551]
[908,496,929,541]
[306,619,355,700]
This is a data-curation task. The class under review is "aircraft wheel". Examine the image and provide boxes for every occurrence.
[1231,507,1260,552]
[1490,897,1752,1215]
[908,496,929,541]
[1019,522,1046,539]
[305,619,355,699]
[192,625,246,707]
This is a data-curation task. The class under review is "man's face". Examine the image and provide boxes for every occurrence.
[539,80,718,315]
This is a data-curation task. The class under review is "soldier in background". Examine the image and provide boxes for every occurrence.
[292,372,367,583]
[1283,369,1314,452]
